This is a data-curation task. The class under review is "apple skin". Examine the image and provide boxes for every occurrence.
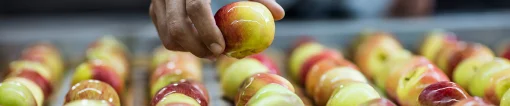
[418,81,470,106]
[360,98,397,106]
[221,58,269,100]
[395,63,450,106]
[454,97,494,106]
[289,36,315,54]
[245,84,305,106]
[3,77,44,106]
[385,56,432,100]
[215,1,275,59]
[483,68,510,104]
[72,61,124,94]
[419,30,457,61]
[8,60,53,85]
[153,93,201,106]
[501,88,510,106]
[150,60,203,96]
[151,46,201,72]
[373,50,412,91]
[305,58,358,96]
[314,80,366,106]
[0,81,37,106]
[469,58,510,97]
[311,67,368,106]
[236,73,294,106]
[434,41,466,74]
[216,55,239,78]
[10,70,52,100]
[86,49,128,80]
[326,82,381,106]
[152,81,208,106]
[503,44,510,60]
[65,80,120,106]
[299,49,343,84]
[21,42,64,81]
[248,53,280,75]
[355,32,404,80]
[453,56,493,89]
[65,100,114,106]
[447,43,494,77]
[288,42,324,82]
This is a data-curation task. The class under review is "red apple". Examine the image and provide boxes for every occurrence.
[305,58,358,96]
[360,98,397,106]
[434,41,466,74]
[65,80,120,106]
[419,30,458,61]
[452,97,494,106]
[447,43,494,77]
[396,64,450,106]
[13,69,53,99]
[215,1,275,59]
[299,49,343,84]
[288,42,325,82]
[355,32,404,80]
[152,80,208,106]
[21,42,64,81]
[248,53,280,75]
[72,60,124,94]
[150,59,203,96]
[8,60,53,85]
[418,81,470,106]
[235,73,294,106]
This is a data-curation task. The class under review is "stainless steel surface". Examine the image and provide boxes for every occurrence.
[0,11,510,106]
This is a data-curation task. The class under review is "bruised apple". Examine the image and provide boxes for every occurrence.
[215,1,275,58]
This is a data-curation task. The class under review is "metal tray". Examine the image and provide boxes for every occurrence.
[1,11,510,106]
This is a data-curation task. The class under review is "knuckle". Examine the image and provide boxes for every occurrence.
[186,0,204,13]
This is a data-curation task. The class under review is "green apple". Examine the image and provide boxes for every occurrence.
[326,82,381,106]
[453,56,493,89]
[355,33,405,80]
[221,58,269,100]
[245,84,304,106]
[154,93,201,106]
[501,89,510,106]
[469,58,510,97]
[396,64,449,106]
[288,42,324,82]
[0,81,37,106]
[4,77,44,106]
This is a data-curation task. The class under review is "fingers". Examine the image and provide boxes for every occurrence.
[249,0,285,20]
[186,0,225,56]
[151,1,186,51]
[165,0,212,58]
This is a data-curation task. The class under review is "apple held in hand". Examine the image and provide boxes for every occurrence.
[65,80,120,106]
[305,58,358,96]
[248,53,280,75]
[0,81,37,106]
[419,30,457,61]
[65,100,113,106]
[215,1,275,59]
[453,56,493,89]
[221,58,269,100]
[418,81,470,106]
[360,98,397,106]
[152,80,208,106]
[396,64,450,106]
[468,58,510,97]
[326,82,381,106]
[355,32,405,80]
[454,97,494,106]
[288,42,324,82]
[236,73,294,106]
[72,61,124,94]
[245,84,304,106]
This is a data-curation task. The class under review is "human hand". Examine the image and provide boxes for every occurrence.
[149,0,284,58]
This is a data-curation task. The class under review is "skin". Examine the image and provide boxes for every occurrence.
[149,0,284,58]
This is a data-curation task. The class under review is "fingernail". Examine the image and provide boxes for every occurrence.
[210,43,223,55]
